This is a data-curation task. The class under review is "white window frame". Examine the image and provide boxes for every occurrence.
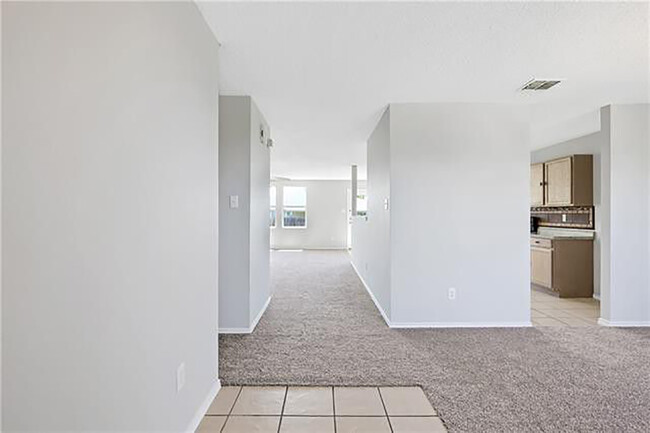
[270,186,277,229]
[282,186,307,229]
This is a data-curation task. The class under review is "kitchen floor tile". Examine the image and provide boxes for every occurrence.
[230,386,286,415]
[532,317,566,327]
[531,310,549,318]
[284,386,333,416]
[279,416,335,433]
[379,387,436,416]
[196,416,227,432]
[390,416,447,432]
[336,416,391,433]
[206,386,241,415]
[558,317,594,327]
[334,387,385,416]
[222,416,280,433]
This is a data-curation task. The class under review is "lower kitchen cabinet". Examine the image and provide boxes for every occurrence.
[530,237,593,298]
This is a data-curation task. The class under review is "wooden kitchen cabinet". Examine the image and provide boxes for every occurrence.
[530,237,594,298]
[543,155,593,206]
[531,246,552,287]
[530,163,545,206]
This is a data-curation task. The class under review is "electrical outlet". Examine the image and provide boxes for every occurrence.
[176,362,186,393]
[562,213,567,222]
[448,287,456,300]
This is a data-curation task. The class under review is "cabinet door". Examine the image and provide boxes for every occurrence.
[545,157,572,206]
[531,247,552,288]
[530,163,545,206]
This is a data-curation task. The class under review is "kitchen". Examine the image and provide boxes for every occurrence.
[529,154,600,326]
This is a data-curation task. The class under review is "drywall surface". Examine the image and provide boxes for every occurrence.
[350,108,392,320]
[219,96,252,329]
[608,104,650,323]
[271,180,349,250]
[531,106,611,299]
[388,104,530,325]
[219,96,271,330]
[2,2,220,430]
[249,100,271,324]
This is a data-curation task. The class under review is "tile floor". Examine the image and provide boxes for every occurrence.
[531,288,600,327]
[197,385,446,432]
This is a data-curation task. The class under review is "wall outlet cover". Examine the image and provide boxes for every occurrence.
[448,287,456,300]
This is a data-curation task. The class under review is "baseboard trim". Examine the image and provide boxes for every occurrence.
[219,295,272,334]
[390,321,533,328]
[185,379,221,433]
[598,318,650,327]
[250,295,272,332]
[272,247,347,251]
[593,293,601,301]
[349,261,391,327]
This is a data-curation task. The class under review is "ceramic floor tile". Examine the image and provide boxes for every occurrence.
[206,386,241,415]
[230,386,286,415]
[279,416,335,433]
[544,309,580,318]
[558,317,596,327]
[284,386,333,416]
[379,387,436,416]
[334,387,385,416]
[222,416,280,433]
[336,416,391,433]
[196,416,227,432]
[390,416,447,432]
[533,317,566,327]
[531,310,549,318]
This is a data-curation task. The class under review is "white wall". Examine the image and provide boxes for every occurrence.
[219,96,251,329]
[350,109,392,320]
[218,96,271,331]
[608,104,650,324]
[271,180,349,250]
[2,2,220,431]
[249,100,272,323]
[531,106,611,299]
[389,104,530,325]
[353,104,530,327]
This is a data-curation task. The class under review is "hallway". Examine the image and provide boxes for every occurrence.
[220,251,650,432]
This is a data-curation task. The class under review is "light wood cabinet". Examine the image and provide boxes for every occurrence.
[531,246,552,288]
[530,237,594,298]
[531,155,593,207]
[545,157,572,206]
[530,163,545,206]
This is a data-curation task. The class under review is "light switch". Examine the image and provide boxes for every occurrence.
[229,195,239,209]
[383,198,389,210]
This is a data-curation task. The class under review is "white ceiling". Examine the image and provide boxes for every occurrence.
[197,1,649,180]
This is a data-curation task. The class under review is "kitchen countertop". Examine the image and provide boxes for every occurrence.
[531,228,595,240]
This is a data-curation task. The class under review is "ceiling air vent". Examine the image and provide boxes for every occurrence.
[520,78,562,91]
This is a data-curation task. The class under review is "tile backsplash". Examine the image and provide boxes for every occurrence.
[531,206,594,230]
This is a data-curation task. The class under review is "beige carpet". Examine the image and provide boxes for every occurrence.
[219,250,650,432]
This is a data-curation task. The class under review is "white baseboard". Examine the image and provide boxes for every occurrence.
[593,293,601,301]
[390,321,533,328]
[350,258,532,329]
[219,295,272,334]
[349,261,391,327]
[598,318,650,327]
[185,379,221,433]
[272,247,347,251]
[250,295,272,332]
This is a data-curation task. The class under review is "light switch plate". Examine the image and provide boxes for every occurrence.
[229,195,239,209]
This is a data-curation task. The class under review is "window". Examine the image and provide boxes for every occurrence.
[270,186,277,228]
[282,186,306,228]
[357,189,368,217]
